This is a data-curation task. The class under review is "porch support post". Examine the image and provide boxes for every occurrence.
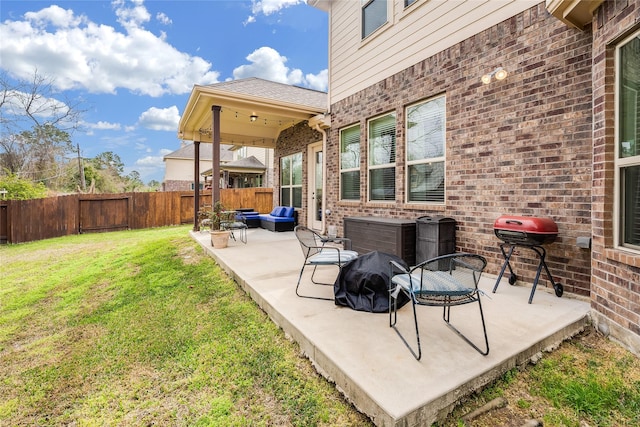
[193,140,201,231]
[212,105,221,204]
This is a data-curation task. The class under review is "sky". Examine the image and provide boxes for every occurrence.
[0,0,328,184]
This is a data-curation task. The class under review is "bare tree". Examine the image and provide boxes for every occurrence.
[0,69,86,187]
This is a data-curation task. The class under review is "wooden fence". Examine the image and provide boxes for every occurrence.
[0,188,273,244]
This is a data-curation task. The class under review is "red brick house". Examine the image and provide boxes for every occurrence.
[303,0,639,354]
[180,1,640,355]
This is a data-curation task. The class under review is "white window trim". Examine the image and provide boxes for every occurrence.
[613,30,640,253]
[281,152,303,208]
[361,0,392,41]
[405,95,447,204]
[339,124,361,201]
[367,112,396,203]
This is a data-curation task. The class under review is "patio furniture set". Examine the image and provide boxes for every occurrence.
[200,205,299,244]
[294,215,563,361]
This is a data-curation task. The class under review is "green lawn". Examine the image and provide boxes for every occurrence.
[0,226,372,426]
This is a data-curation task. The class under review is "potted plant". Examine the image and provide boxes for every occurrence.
[208,201,231,248]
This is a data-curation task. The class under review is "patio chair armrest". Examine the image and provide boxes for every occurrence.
[389,259,409,275]
[320,236,352,250]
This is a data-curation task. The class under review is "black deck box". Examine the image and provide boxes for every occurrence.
[344,217,416,265]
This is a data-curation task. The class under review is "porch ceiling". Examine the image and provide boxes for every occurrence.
[178,80,327,148]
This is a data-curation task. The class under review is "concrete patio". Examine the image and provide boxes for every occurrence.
[191,227,591,427]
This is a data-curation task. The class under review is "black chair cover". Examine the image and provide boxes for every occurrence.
[334,251,410,313]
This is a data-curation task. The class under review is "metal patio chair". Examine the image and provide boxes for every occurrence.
[294,225,359,301]
[389,253,489,360]
[222,211,248,244]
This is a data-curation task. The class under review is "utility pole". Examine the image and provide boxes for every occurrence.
[77,143,86,191]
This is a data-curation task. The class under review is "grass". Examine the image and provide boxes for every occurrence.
[0,226,372,426]
[440,328,640,426]
[3,226,639,427]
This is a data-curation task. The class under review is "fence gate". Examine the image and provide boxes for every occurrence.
[79,196,130,233]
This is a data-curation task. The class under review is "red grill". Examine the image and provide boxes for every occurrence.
[493,215,558,246]
[492,215,563,303]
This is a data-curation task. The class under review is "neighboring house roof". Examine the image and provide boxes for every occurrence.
[202,156,266,176]
[163,143,234,163]
[224,156,266,171]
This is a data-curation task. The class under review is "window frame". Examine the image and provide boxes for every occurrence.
[614,30,640,253]
[361,0,388,39]
[367,112,396,202]
[280,152,303,208]
[405,94,446,204]
[339,124,361,201]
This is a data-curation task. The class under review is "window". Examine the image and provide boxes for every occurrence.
[368,113,396,201]
[404,0,417,7]
[616,32,640,251]
[406,95,446,203]
[362,0,387,39]
[340,125,361,200]
[281,153,302,208]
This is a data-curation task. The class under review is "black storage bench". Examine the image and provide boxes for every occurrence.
[344,217,416,265]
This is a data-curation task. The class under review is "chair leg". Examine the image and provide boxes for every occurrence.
[310,264,339,286]
[296,263,334,301]
[442,296,490,356]
[390,293,422,360]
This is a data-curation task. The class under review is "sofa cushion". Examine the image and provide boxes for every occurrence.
[259,215,294,223]
[270,207,286,216]
[282,206,294,218]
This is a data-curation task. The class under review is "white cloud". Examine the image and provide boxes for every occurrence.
[0,1,219,97]
[1,89,71,119]
[137,105,180,131]
[305,69,328,92]
[85,120,122,130]
[136,155,163,166]
[24,5,86,28]
[131,149,172,181]
[233,46,303,85]
[113,0,150,30]
[246,0,304,24]
[233,47,327,91]
[156,12,172,25]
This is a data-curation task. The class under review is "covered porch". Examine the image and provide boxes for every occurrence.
[177,78,329,231]
[190,227,591,426]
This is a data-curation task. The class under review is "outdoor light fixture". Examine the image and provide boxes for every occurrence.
[250,114,258,122]
[481,67,508,84]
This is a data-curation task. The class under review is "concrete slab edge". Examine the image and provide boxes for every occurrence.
[193,236,592,427]
[396,314,592,427]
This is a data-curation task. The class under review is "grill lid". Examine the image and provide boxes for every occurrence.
[493,215,558,245]
[493,215,558,234]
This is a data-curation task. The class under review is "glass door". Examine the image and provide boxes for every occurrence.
[308,142,323,231]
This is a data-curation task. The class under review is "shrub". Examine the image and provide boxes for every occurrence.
[0,173,48,200]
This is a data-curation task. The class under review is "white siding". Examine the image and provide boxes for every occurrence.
[164,159,211,182]
[245,147,273,165]
[328,0,538,104]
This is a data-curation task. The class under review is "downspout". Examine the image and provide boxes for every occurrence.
[314,118,328,235]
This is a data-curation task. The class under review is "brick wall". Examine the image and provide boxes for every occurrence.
[590,0,640,353]
[163,180,193,192]
[327,4,593,297]
[274,121,323,220]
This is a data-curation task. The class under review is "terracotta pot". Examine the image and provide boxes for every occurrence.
[210,230,230,248]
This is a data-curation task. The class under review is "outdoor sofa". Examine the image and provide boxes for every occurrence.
[259,206,297,232]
